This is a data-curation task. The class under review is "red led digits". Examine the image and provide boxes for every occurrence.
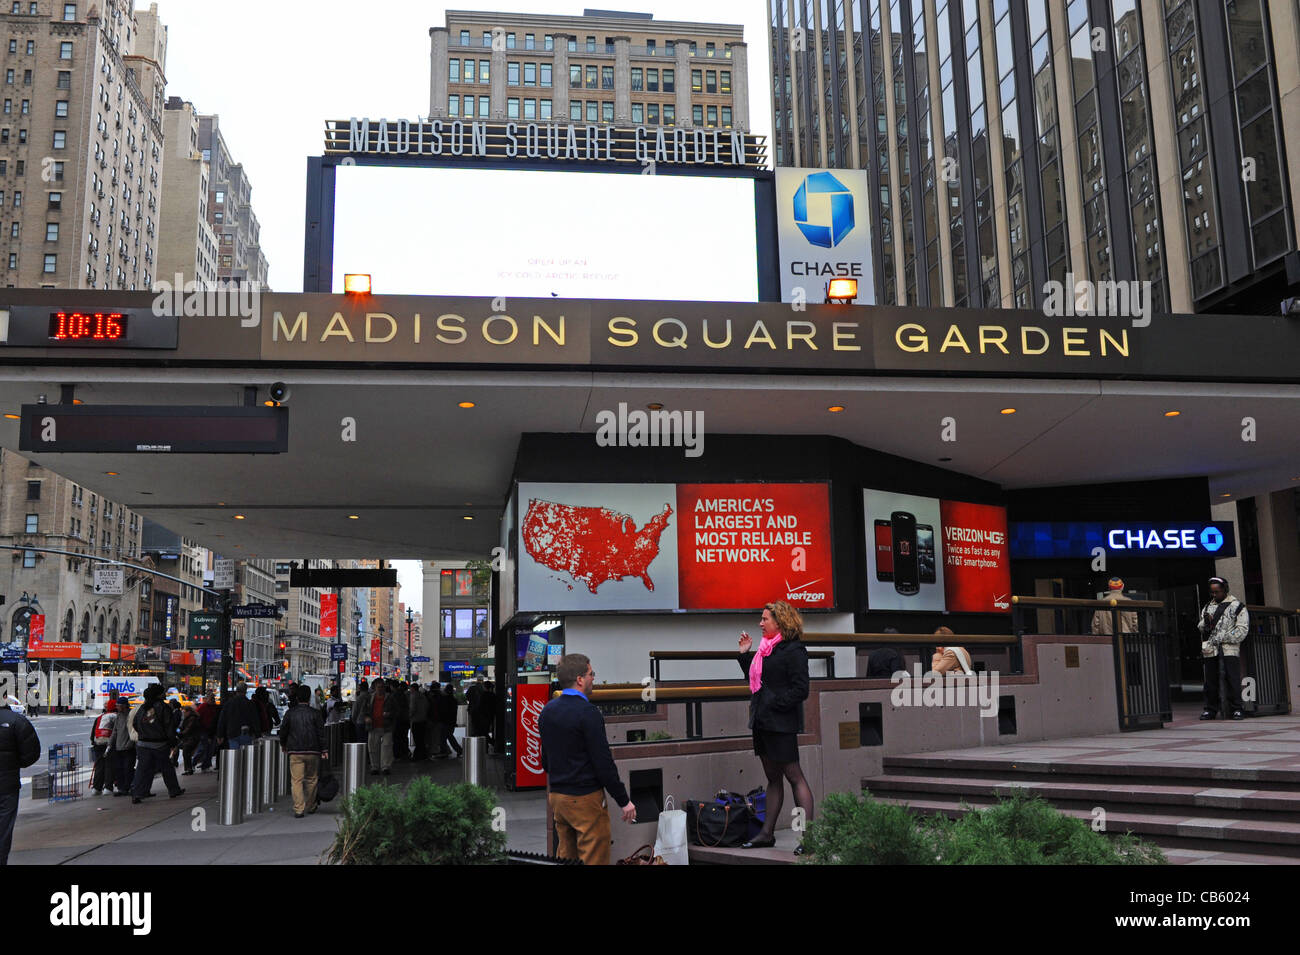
[49,310,126,341]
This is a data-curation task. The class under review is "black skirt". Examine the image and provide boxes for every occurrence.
[752,728,799,764]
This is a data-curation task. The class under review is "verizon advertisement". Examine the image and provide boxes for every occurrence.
[515,682,549,788]
[864,490,1010,614]
[517,482,834,612]
[320,593,338,638]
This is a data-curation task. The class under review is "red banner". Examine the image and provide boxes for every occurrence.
[320,594,338,638]
[370,638,380,663]
[676,483,834,610]
[27,640,81,659]
[233,639,244,663]
[939,500,1012,614]
[515,682,549,788]
[28,613,45,644]
[116,644,137,661]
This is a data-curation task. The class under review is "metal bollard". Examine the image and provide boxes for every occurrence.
[258,738,277,810]
[241,741,263,815]
[464,735,487,786]
[218,747,244,826]
[327,722,345,765]
[342,741,367,798]
[274,743,288,801]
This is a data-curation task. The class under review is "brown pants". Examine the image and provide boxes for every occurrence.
[289,754,319,815]
[549,789,611,866]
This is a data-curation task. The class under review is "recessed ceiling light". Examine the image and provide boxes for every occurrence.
[72,398,83,404]
[347,514,359,520]
[105,471,118,476]
[463,515,474,520]
[1220,493,1232,498]
[647,402,664,411]
[827,405,845,413]
[1164,410,1181,417]
[458,401,475,409]
[1000,408,1017,415]
[3,413,18,420]
[233,514,245,520]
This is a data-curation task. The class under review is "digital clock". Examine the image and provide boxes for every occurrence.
[48,311,128,342]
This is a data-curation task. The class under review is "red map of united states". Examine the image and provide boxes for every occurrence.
[522,498,674,594]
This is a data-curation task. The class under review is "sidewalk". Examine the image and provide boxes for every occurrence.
[10,737,548,865]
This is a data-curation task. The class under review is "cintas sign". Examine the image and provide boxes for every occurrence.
[515,682,549,788]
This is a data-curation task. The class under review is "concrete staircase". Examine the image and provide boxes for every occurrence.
[867,752,1300,864]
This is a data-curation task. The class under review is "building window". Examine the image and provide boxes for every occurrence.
[57,71,70,89]
[7,253,14,269]
[55,100,68,117]
[545,34,554,51]
[524,62,536,86]
[647,103,659,124]
[507,97,519,118]
[523,98,536,119]
[448,94,459,117]
[586,36,595,52]
[586,101,597,122]
[664,69,675,93]
[539,98,551,120]
[706,42,715,57]
[2,101,8,115]
[666,41,675,56]
[13,190,20,206]
[449,60,459,82]
[631,67,643,91]
[59,42,72,59]
[45,222,57,241]
[632,102,643,123]
[602,66,613,89]
[506,32,516,49]
[707,105,717,126]
[63,3,76,20]
[478,96,488,117]
[647,69,659,92]
[525,33,535,50]
[664,104,675,124]
[567,37,576,52]
[602,101,613,123]
[586,65,597,89]
[481,31,491,47]
[22,550,34,568]
[5,71,13,85]
[19,99,26,114]
[5,40,12,54]
[569,65,581,88]
[706,70,717,94]
[25,513,37,532]
[508,62,519,85]
[52,130,65,149]
[43,253,54,273]
[48,191,60,208]
[692,69,702,92]
[570,100,581,121]
[459,29,469,46]
[721,70,731,93]
[540,63,551,87]
[479,60,489,83]
[721,105,732,127]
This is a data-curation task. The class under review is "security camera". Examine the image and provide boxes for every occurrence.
[268,382,290,403]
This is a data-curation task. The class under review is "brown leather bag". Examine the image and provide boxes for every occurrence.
[617,843,667,865]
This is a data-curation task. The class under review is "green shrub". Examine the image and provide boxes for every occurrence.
[324,777,506,865]
[802,788,1165,865]
[647,730,673,741]
[800,792,940,864]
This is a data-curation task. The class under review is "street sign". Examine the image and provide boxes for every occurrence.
[411,655,431,662]
[330,643,348,661]
[188,612,224,648]
[214,559,236,590]
[93,567,125,595]
[232,603,279,619]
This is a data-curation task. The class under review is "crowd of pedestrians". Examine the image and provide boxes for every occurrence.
[348,677,494,774]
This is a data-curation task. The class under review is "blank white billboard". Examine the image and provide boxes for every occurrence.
[331,164,760,302]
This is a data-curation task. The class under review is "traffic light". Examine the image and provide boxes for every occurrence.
[278,640,287,653]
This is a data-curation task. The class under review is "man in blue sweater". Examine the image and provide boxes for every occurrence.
[538,653,636,865]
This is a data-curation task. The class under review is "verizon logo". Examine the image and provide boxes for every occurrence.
[944,526,1005,545]
[50,886,151,935]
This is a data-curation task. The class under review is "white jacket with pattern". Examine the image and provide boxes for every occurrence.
[1197,595,1249,657]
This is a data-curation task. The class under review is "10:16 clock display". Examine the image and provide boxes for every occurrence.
[48,310,128,342]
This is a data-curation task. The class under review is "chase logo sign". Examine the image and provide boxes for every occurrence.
[1009,521,1236,559]
[793,171,855,248]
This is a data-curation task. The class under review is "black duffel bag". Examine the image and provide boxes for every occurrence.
[685,799,752,848]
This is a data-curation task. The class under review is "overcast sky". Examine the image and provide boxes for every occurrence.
[158,0,774,293]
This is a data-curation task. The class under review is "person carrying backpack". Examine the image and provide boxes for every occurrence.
[89,698,118,794]
[129,685,186,802]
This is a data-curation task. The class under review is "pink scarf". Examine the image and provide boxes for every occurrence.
[749,633,783,694]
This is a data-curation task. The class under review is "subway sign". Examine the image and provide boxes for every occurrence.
[1009,521,1236,560]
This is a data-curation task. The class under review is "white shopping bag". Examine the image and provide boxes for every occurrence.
[653,795,690,865]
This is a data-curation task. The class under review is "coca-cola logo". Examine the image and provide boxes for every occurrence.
[518,695,546,778]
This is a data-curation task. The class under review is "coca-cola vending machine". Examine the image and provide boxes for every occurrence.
[506,623,563,790]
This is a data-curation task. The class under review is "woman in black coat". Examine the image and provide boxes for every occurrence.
[736,600,813,852]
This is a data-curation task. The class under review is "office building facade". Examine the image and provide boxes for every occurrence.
[770,0,1300,314]
[431,9,750,132]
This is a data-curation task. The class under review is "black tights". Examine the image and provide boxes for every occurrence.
[756,755,814,840]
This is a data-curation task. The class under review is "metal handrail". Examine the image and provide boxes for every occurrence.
[1010,595,1164,610]
[557,683,751,702]
[802,632,1018,645]
[649,649,836,659]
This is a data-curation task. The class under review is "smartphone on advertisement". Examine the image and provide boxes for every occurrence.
[918,524,936,584]
[874,519,893,581]
[891,511,919,596]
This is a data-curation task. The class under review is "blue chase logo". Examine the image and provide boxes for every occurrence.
[1199,526,1225,552]
[793,171,856,248]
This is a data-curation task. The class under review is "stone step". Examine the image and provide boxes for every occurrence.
[866,773,1300,821]
[883,753,1300,787]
